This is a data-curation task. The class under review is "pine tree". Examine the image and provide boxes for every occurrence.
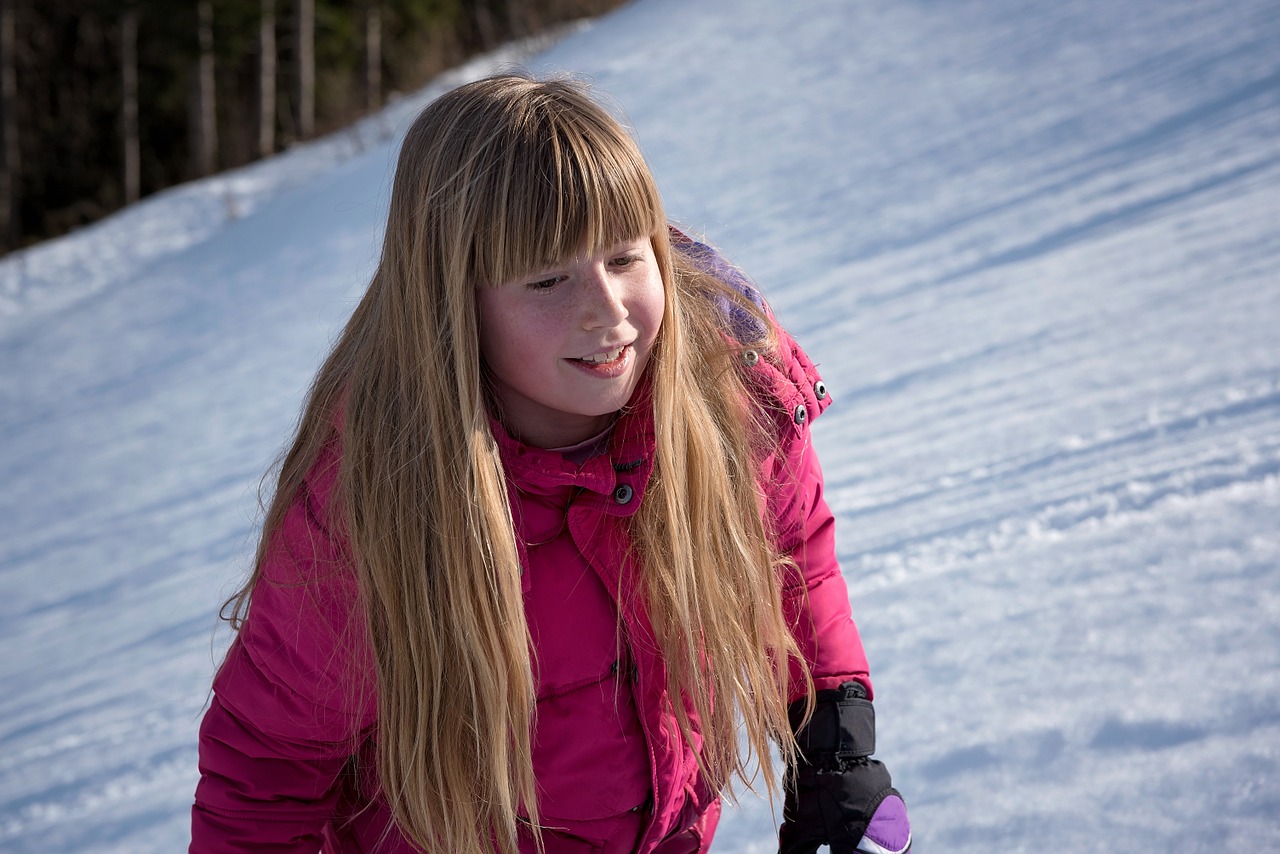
[259,0,276,157]
[295,0,313,139]
[0,0,19,250]
[193,0,217,176]
[121,2,139,204]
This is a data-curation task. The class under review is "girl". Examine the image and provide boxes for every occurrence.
[191,75,910,854]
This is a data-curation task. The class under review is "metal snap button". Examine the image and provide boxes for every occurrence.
[814,380,828,400]
[613,483,634,505]
[793,404,807,425]
[743,349,759,366]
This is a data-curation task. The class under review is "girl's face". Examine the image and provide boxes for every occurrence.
[477,236,665,449]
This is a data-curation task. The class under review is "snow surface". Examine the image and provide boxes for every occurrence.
[2,0,1278,850]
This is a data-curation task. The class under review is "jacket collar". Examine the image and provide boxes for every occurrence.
[489,374,656,506]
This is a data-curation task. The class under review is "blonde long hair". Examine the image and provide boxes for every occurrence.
[226,75,810,854]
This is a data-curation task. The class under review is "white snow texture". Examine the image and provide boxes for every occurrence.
[1,0,1278,851]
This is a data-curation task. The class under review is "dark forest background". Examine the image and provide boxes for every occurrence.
[0,0,626,255]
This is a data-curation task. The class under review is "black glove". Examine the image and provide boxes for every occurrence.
[779,682,911,854]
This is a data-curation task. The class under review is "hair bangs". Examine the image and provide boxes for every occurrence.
[474,87,666,289]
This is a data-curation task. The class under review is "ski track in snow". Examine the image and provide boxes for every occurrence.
[3,0,1279,850]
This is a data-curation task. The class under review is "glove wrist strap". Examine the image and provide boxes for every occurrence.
[791,681,876,764]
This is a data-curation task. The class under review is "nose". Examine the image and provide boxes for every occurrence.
[580,262,628,329]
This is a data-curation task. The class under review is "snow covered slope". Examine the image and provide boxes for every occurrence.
[2,0,1278,850]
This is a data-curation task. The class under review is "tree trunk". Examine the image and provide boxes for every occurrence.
[295,0,313,139]
[258,0,276,157]
[0,0,19,250]
[506,0,531,40]
[472,3,498,49]
[194,0,217,176]
[363,0,380,113]
[121,4,139,204]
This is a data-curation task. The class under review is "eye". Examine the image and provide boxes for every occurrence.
[610,253,641,269]
[526,275,565,292]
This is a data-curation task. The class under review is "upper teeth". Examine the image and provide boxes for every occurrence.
[581,347,624,364]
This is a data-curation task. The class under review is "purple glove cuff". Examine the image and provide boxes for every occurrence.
[855,793,911,854]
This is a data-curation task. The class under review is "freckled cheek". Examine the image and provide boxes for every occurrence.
[638,282,666,349]
[479,308,529,371]
[487,304,575,367]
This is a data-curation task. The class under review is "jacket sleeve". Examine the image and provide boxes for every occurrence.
[770,418,874,702]
[191,445,375,852]
[191,647,352,853]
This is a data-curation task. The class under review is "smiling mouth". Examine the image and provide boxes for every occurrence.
[574,346,627,364]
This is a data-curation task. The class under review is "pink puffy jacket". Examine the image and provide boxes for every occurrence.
[190,238,872,853]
